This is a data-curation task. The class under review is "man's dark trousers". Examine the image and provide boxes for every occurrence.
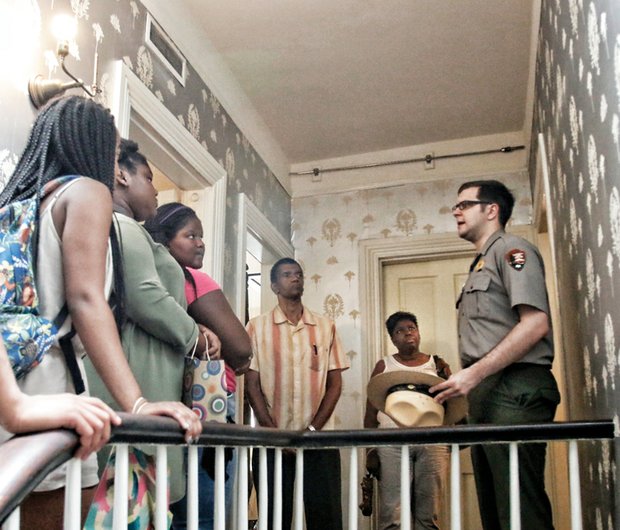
[468,363,560,530]
[252,447,343,530]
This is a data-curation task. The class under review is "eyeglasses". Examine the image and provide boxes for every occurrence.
[451,200,491,212]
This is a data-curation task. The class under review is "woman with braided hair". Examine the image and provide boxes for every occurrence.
[84,137,222,517]
[0,95,201,529]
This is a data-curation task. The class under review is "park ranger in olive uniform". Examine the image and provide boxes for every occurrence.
[431,180,560,530]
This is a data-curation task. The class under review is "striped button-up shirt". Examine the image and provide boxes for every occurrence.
[247,304,349,430]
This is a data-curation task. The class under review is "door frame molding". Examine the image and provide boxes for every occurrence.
[532,133,570,530]
[359,226,532,386]
[359,233,473,385]
[234,192,294,319]
[109,61,227,283]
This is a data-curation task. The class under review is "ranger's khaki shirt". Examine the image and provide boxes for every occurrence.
[457,230,554,368]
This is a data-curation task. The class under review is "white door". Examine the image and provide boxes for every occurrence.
[383,256,472,370]
[383,256,482,530]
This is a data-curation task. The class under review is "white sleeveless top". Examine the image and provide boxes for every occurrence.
[377,354,438,429]
[0,178,113,489]
[37,178,114,341]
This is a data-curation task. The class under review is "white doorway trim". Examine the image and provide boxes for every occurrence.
[235,193,294,318]
[359,233,473,385]
[532,133,559,282]
[531,132,571,530]
[232,194,293,530]
[109,61,227,283]
[359,225,534,385]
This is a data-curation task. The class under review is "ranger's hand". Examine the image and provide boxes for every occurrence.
[430,367,482,404]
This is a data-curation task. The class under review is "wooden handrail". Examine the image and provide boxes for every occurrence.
[0,429,78,524]
[0,417,614,524]
[110,415,615,448]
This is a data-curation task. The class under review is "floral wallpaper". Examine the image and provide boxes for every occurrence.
[531,1,620,528]
[2,0,617,524]
[0,0,291,299]
[292,171,533,429]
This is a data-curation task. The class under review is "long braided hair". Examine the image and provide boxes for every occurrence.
[0,95,125,327]
[0,96,117,203]
[143,202,201,296]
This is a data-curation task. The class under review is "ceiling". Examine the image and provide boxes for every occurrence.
[181,0,537,167]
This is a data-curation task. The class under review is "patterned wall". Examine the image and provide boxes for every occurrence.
[292,171,533,429]
[531,1,620,528]
[3,0,616,523]
[0,0,291,299]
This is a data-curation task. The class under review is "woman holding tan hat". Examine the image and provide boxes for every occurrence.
[363,311,467,530]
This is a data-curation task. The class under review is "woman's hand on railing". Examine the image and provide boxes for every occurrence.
[2,393,121,460]
[136,400,202,443]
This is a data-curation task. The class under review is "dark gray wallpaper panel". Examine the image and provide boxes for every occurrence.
[532,2,619,529]
[0,0,291,280]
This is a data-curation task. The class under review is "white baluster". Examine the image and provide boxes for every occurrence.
[348,448,358,530]
[63,458,82,530]
[258,448,268,530]
[294,449,303,530]
[187,444,199,530]
[214,446,226,530]
[569,440,583,530]
[236,448,249,530]
[509,443,521,530]
[450,444,461,530]
[155,446,168,530]
[400,445,411,530]
[2,507,20,530]
[113,444,129,530]
[273,448,282,530]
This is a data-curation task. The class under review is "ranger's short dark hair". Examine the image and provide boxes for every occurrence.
[458,179,515,227]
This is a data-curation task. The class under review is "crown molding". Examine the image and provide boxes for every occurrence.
[290,131,528,198]
[140,0,291,195]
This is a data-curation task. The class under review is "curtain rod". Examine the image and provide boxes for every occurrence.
[289,145,525,177]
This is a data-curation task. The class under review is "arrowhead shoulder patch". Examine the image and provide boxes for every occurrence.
[506,248,527,271]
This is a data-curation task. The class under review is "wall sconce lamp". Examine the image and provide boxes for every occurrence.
[28,15,100,109]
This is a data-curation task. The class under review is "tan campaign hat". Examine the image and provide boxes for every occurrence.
[367,370,468,427]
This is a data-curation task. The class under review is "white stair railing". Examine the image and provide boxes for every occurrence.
[0,418,614,530]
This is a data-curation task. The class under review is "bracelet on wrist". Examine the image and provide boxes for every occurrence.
[131,396,146,414]
[307,424,316,432]
[135,400,149,415]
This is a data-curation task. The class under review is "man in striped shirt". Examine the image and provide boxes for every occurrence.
[245,257,349,530]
